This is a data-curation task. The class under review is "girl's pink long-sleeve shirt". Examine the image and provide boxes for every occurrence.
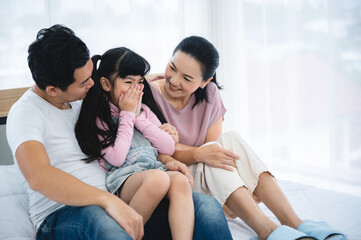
[97,103,175,169]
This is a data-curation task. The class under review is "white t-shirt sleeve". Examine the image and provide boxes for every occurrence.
[6,102,46,158]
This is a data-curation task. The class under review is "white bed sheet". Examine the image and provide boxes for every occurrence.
[228,179,361,240]
[1,164,361,240]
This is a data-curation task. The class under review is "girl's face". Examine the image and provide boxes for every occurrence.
[102,75,144,107]
[164,50,210,100]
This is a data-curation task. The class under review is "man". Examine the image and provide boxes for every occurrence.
[6,24,233,240]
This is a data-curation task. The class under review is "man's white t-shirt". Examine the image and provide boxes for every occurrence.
[6,89,107,230]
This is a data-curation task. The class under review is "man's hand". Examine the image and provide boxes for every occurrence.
[103,194,144,240]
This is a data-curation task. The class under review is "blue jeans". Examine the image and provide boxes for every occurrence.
[37,192,232,240]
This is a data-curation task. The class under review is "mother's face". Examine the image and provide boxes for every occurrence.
[164,50,209,99]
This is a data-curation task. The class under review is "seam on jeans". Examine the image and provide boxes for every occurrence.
[50,210,60,239]
[65,222,90,239]
[40,221,89,239]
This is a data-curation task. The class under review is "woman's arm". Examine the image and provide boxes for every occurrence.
[172,117,239,171]
[204,117,223,142]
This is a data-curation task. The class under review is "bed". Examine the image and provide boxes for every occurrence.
[1,163,361,240]
[1,87,361,239]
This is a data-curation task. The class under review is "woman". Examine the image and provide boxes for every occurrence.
[147,36,346,240]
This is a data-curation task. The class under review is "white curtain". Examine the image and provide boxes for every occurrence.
[210,0,361,196]
[1,0,360,196]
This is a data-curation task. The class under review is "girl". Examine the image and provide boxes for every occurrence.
[75,47,194,240]
[148,36,346,240]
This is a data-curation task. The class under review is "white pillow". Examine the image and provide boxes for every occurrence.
[0,165,35,239]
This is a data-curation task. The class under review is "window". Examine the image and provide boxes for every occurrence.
[0,0,184,89]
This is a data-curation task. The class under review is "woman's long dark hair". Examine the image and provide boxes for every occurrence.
[173,36,222,109]
[75,47,166,162]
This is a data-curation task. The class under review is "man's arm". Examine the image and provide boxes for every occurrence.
[16,140,144,240]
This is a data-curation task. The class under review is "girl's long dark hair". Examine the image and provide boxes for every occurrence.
[75,47,166,162]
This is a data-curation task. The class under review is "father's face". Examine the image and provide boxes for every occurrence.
[63,59,94,102]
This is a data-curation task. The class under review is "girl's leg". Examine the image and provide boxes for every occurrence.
[253,172,302,229]
[225,187,278,240]
[119,169,170,224]
[166,171,194,240]
[144,192,233,240]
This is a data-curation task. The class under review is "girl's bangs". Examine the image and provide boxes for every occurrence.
[117,52,150,78]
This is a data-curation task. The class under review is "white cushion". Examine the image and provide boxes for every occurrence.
[0,165,35,239]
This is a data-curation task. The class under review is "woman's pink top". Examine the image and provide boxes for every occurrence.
[150,81,226,147]
[98,102,175,169]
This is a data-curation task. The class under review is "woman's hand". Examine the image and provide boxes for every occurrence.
[165,160,194,188]
[118,84,143,114]
[150,75,165,81]
[158,154,193,187]
[159,123,179,143]
[194,143,240,171]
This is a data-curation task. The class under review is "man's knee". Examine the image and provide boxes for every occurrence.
[192,192,224,219]
[78,206,133,239]
[38,206,132,240]
[192,193,233,239]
